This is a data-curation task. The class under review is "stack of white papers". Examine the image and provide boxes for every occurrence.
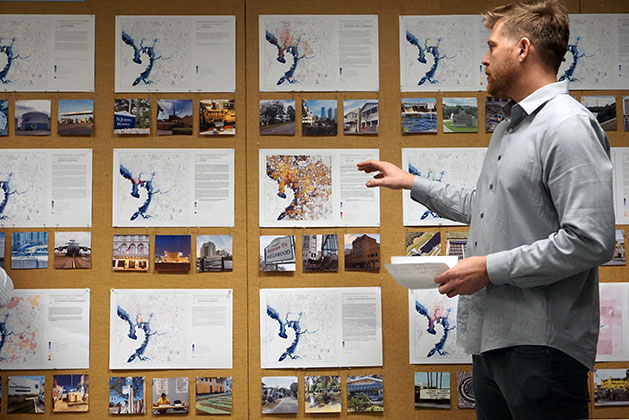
[384,256,458,289]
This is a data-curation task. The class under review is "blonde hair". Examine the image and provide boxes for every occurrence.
[483,0,569,72]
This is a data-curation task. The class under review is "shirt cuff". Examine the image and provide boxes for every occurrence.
[486,251,512,285]
[410,176,432,204]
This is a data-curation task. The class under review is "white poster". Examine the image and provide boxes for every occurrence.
[115,16,235,92]
[409,289,471,364]
[259,149,379,227]
[597,282,629,362]
[611,148,629,225]
[113,148,234,227]
[401,13,629,91]
[400,15,484,92]
[402,148,486,226]
[0,289,90,370]
[0,15,94,92]
[0,149,92,227]
[110,289,233,369]
[259,15,379,91]
[260,287,382,369]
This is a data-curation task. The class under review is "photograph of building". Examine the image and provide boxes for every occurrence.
[154,235,191,273]
[0,232,5,268]
[401,98,437,134]
[196,377,232,415]
[200,99,235,135]
[624,96,628,131]
[414,371,450,409]
[0,99,8,136]
[197,235,233,272]
[260,99,296,135]
[343,99,379,134]
[347,375,383,412]
[344,233,380,271]
[58,99,94,136]
[302,234,338,272]
[594,369,629,406]
[112,234,149,272]
[8,375,45,414]
[603,229,625,266]
[15,100,51,136]
[446,231,468,260]
[156,99,193,135]
[11,231,48,269]
[302,99,337,136]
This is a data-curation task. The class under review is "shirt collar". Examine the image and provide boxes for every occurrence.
[501,80,569,128]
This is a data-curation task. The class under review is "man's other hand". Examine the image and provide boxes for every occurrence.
[434,256,490,298]
[357,160,414,190]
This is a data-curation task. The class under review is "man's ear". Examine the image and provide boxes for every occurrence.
[518,37,531,62]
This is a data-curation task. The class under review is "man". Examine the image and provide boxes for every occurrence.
[358,1,615,418]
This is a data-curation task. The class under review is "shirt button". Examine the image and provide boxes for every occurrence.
[508,128,513,133]
[498,155,502,161]
[489,184,493,190]
[480,212,484,218]
[474,241,478,247]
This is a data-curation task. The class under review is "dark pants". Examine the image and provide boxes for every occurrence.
[473,346,590,420]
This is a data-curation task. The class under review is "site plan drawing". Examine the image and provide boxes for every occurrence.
[110,289,233,369]
[0,149,92,228]
[409,289,471,364]
[113,149,234,227]
[0,289,90,370]
[0,15,94,92]
[259,149,379,227]
[259,15,378,91]
[402,148,486,226]
[260,287,382,368]
[116,16,235,92]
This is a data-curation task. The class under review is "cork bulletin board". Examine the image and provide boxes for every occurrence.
[0,0,628,419]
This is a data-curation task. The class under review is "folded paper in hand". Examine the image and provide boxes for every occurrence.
[384,256,458,289]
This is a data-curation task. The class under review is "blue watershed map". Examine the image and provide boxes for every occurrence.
[415,299,455,358]
[121,31,169,86]
[267,305,315,362]
[0,313,16,361]
[0,172,25,220]
[117,305,165,363]
[559,36,593,83]
[0,37,28,85]
[406,32,454,86]
[119,165,167,221]
[408,163,444,220]
[265,29,312,86]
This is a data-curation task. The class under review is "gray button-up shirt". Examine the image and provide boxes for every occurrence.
[410,80,615,369]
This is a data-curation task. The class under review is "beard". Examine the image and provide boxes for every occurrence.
[486,59,518,99]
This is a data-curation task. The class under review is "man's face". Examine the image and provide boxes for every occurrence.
[482,21,519,99]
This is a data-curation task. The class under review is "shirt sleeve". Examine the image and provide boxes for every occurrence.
[410,175,476,224]
[486,115,616,287]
